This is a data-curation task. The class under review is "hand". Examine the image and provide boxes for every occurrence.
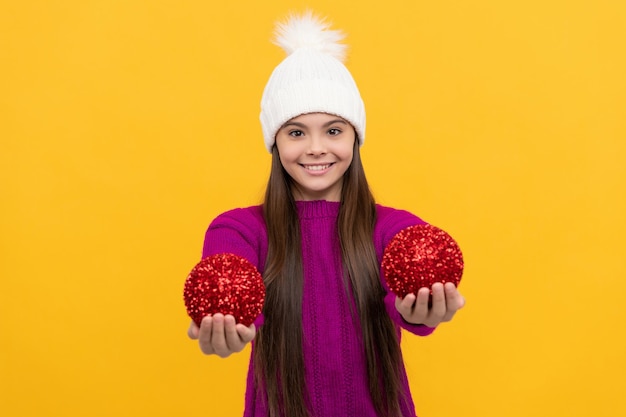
[187,313,256,358]
[395,282,465,328]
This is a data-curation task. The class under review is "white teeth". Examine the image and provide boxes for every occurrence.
[304,164,330,171]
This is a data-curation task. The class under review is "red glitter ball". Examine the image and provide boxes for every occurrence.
[183,253,266,327]
[381,224,464,298]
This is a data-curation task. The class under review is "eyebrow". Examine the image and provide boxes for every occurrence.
[282,118,348,129]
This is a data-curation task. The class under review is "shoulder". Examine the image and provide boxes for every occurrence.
[374,204,428,254]
[375,204,427,232]
[202,205,267,268]
[209,205,265,231]
[205,205,267,251]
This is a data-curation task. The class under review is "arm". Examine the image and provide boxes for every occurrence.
[187,207,267,357]
[376,206,465,335]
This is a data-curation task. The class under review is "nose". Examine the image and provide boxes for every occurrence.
[306,135,327,156]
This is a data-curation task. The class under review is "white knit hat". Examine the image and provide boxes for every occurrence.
[260,12,366,152]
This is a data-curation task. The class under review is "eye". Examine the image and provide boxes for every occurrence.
[289,130,304,137]
[328,128,342,136]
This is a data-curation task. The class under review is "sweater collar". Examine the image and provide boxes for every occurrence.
[295,200,341,218]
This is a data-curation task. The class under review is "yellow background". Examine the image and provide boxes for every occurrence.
[1,0,624,416]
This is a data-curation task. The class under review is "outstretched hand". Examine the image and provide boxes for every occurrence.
[395,282,465,328]
[187,314,256,358]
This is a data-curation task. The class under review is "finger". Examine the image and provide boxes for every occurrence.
[429,283,446,319]
[449,283,466,309]
[394,296,403,313]
[224,315,246,353]
[210,314,230,357]
[237,323,257,344]
[412,287,431,319]
[188,320,200,340]
[442,283,465,322]
[198,315,215,355]
[394,294,416,319]
[402,293,417,312]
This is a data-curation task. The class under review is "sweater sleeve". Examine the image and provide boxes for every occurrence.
[201,206,267,328]
[375,205,436,337]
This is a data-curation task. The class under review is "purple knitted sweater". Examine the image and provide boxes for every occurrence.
[201,200,435,417]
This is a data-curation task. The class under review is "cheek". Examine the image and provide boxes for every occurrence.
[338,145,354,163]
[278,149,296,167]
[336,136,356,163]
[276,137,300,160]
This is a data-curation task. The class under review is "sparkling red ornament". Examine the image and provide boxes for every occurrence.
[382,224,464,298]
[183,253,266,327]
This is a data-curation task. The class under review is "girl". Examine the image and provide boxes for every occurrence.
[187,12,465,417]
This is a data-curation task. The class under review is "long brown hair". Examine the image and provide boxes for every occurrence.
[255,139,406,417]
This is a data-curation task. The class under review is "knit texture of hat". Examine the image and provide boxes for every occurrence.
[260,12,366,152]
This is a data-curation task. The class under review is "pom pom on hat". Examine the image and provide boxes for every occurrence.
[273,11,347,62]
[260,11,366,152]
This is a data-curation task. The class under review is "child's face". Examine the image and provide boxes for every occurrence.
[275,112,355,202]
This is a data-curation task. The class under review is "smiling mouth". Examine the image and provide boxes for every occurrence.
[301,163,333,171]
